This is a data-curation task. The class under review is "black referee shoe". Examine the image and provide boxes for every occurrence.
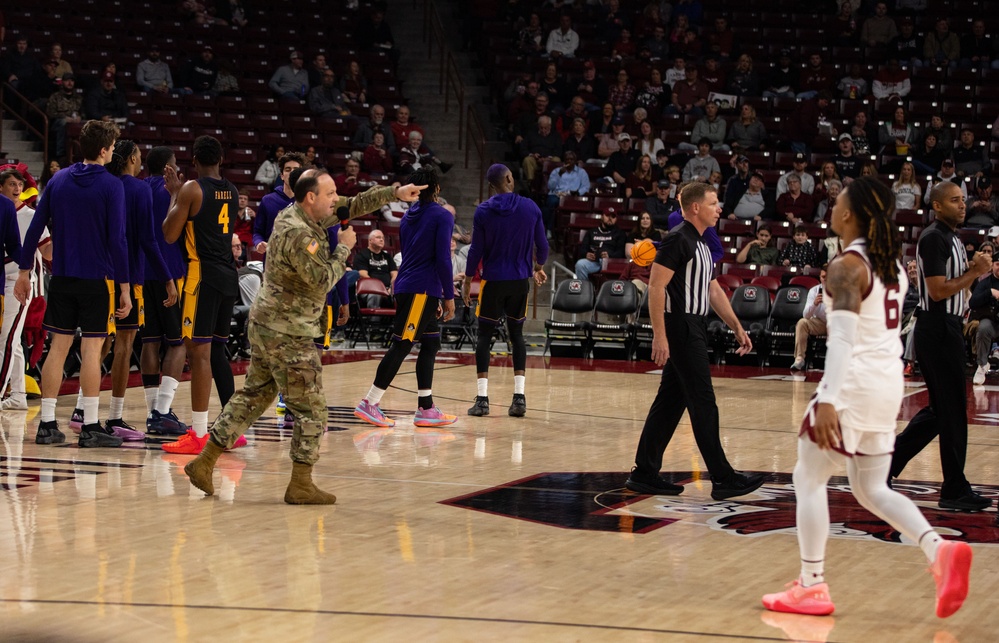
[939,486,992,512]
[711,471,766,500]
[467,396,490,416]
[625,468,684,495]
[508,394,527,417]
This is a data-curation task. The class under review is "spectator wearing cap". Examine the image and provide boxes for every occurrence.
[667,66,708,116]
[924,159,968,204]
[269,50,309,100]
[923,18,960,68]
[796,53,833,100]
[546,13,580,59]
[729,172,773,222]
[597,117,627,158]
[833,133,862,181]
[965,177,999,228]
[605,133,639,185]
[178,45,218,93]
[573,61,609,112]
[888,17,921,67]
[725,54,760,97]
[872,58,911,100]
[860,2,898,49]
[722,155,753,214]
[678,101,728,152]
[574,209,626,283]
[762,49,799,99]
[681,139,720,183]
[45,72,82,161]
[775,175,815,226]
[837,63,869,100]
[519,115,562,184]
[645,179,679,228]
[777,153,816,195]
[953,128,991,179]
[727,104,768,152]
[136,45,175,94]
[84,70,128,122]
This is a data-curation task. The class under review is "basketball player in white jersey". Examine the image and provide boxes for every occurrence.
[762,176,972,618]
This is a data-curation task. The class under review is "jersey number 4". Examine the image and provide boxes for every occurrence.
[218,203,229,234]
[883,284,903,329]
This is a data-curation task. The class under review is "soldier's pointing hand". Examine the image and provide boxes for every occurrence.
[394,184,428,202]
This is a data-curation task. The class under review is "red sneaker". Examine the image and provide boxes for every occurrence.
[762,579,835,616]
[161,429,209,454]
[931,540,973,618]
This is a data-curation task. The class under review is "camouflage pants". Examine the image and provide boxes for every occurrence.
[210,323,326,465]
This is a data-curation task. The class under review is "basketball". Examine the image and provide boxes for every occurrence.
[631,239,657,267]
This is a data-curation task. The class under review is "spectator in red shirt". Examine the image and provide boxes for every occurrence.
[667,66,708,116]
[706,16,734,60]
[390,105,424,150]
[333,158,372,198]
[797,53,833,100]
[775,175,815,225]
[234,189,255,259]
[363,131,395,175]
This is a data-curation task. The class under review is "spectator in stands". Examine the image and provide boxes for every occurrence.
[668,14,689,50]
[178,45,218,94]
[544,151,590,229]
[704,16,734,60]
[47,43,72,81]
[871,57,911,100]
[355,229,398,294]
[212,59,240,96]
[25,58,60,103]
[762,49,798,99]
[1,38,39,91]
[959,19,998,69]
[777,153,815,195]
[727,104,768,152]
[84,71,127,123]
[573,61,608,112]
[831,1,859,46]
[847,108,879,155]
[780,224,817,268]
[920,114,954,152]
[358,9,399,64]
[668,65,708,116]
[924,159,968,205]
[303,145,325,170]
[606,133,639,185]
[514,92,553,147]
[540,61,569,113]
[834,133,862,181]
[664,55,686,89]
[626,155,656,199]
[625,211,661,255]
[968,257,999,384]
[136,45,174,94]
[924,18,960,68]
[363,132,395,175]
[886,17,920,68]
[306,53,328,89]
[814,178,842,222]
[735,225,779,265]
[912,131,947,176]
[46,73,82,162]
[574,209,626,282]
[519,116,561,184]
[678,101,727,152]
[953,128,991,179]
[308,68,351,119]
[597,117,626,157]
[790,268,827,371]
[339,60,368,104]
[269,50,309,101]
[252,151,303,255]
[618,255,652,298]
[254,145,284,186]
[607,69,636,115]
[965,176,999,228]
[216,0,249,28]
[517,12,546,56]
[597,0,628,44]
[892,162,923,211]
[700,55,725,93]
[333,158,372,199]
[644,25,669,61]
[722,155,752,214]
[638,2,666,39]
[837,63,869,100]
[633,120,663,158]
[879,104,918,154]
[726,55,760,97]
[673,0,704,27]
[682,139,720,183]
[728,172,771,221]
[563,117,597,161]
[634,68,666,115]
[558,96,591,140]
[797,53,833,100]
[179,0,220,24]
[506,76,539,125]
[860,160,879,178]
[611,28,637,61]
[817,162,841,197]
[546,13,580,59]
[645,178,679,228]
[861,2,897,49]
[399,131,451,178]
[353,104,397,158]
[233,190,255,260]
[775,175,814,225]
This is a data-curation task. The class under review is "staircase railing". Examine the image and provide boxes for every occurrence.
[0,82,49,170]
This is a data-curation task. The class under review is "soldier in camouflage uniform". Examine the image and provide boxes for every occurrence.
[184,170,425,504]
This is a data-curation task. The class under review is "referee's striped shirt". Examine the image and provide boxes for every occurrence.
[655,220,714,316]
[916,220,968,317]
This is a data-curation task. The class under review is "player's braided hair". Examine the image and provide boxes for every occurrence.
[408,167,440,204]
[106,139,137,177]
[843,175,901,286]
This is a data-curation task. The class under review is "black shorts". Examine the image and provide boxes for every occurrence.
[141,279,183,345]
[476,278,530,324]
[114,283,145,331]
[391,293,440,341]
[181,278,236,344]
[44,276,115,338]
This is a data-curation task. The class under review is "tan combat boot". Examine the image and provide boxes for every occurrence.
[284,461,337,505]
[184,439,225,496]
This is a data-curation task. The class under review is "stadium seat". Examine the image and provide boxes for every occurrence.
[544,279,595,358]
[585,280,639,359]
[763,285,809,365]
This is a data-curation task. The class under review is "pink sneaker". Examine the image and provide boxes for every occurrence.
[229,435,248,450]
[354,399,395,427]
[68,408,84,434]
[931,540,973,618]
[106,418,146,441]
[762,579,835,616]
[413,405,457,427]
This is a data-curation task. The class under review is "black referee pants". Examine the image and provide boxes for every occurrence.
[890,313,970,497]
[633,314,736,481]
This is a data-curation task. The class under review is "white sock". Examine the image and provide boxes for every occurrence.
[109,396,124,421]
[83,397,100,425]
[40,398,56,423]
[920,531,944,563]
[513,375,525,395]
[418,389,431,398]
[144,387,158,412]
[799,561,825,587]
[156,376,179,414]
[477,378,488,397]
[192,411,209,438]
[75,389,84,410]
[365,385,385,405]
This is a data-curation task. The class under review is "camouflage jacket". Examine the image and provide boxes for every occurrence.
[46,90,83,120]
[250,185,396,337]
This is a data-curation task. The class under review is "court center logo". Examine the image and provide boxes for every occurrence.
[441,472,999,544]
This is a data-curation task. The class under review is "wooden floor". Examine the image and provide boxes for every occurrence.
[2,352,999,642]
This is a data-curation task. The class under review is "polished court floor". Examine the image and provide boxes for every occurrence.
[2,352,998,642]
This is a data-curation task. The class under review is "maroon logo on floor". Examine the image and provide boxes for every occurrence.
[440,472,999,543]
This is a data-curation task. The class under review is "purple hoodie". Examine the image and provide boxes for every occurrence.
[394,200,454,299]
[466,192,549,281]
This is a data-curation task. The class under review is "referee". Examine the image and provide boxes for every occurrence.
[462,164,549,417]
[890,181,991,511]
[627,182,765,500]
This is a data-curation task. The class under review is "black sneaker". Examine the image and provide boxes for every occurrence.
[625,468,684,495]
[79,422,123,448]
[508,394,527,417]
[146,409,189,436]
[939,487,992,512]
[467,396,490,416]
[711,471,766,500]
[35,420,66,445]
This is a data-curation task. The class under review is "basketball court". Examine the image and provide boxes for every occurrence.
[2,352,998,641]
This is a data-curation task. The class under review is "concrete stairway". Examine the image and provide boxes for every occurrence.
[1,118,46,172]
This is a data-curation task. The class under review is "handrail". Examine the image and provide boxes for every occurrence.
[549,261,577,296]
[0,83,49,170]
[464,104,487,203]
[443,52,464,150]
